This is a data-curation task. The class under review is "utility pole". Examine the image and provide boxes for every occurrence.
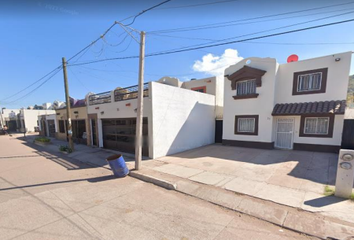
[135,31,145,170]
[62,57,74,151]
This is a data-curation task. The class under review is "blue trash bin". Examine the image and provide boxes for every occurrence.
[106,154,129,177]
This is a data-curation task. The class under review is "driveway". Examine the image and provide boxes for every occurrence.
[147,144,354,223]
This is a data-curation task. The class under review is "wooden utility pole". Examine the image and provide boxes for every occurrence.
[62,57,74,151]
[135,31,145,170]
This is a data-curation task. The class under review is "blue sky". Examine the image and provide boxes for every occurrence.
[1,0,354,108]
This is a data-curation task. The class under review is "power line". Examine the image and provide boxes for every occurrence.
[4,68,62,104]
[155,0,240,10]
[0,66,62,102]
[124,0,173,26]
[147,10,354,53]
[148,1,354,33]
[68,17,354,66]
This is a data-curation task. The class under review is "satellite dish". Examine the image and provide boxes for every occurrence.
[287,54,299,63]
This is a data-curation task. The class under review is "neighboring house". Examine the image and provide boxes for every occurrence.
[86,76,223,159]
[18,109,56,133]
[0,109,20,131]
[55,98,89,145]
[38,114,57,138]
[223,51,352,153]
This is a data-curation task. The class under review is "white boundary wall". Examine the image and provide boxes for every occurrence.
[150,82,216,159]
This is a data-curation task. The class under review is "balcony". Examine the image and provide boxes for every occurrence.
[88,91,112,105]
[114,83,149,102]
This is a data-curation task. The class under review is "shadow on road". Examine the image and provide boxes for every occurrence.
[0,175,116,192]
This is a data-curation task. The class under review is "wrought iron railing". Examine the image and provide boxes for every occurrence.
[114,83,149,102]
[88,91,112,105]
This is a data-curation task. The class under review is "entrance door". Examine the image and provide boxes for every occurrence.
[275,118,294,149]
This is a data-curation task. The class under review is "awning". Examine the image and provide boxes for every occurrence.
[272,100,346,116]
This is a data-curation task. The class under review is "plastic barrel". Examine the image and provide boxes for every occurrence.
[106,154,129,177]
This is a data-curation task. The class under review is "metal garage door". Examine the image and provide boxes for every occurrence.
[102,118,148,156]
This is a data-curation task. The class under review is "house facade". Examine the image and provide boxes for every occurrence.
[86,76,223,159]
[55,99,89,145]
[223,52,352,153]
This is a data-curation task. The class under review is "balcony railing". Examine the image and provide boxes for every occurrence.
[114,83,149,102]
[88,91,112,105]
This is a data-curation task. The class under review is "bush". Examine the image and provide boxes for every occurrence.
[35,137,51,143]
[59,145,72,153]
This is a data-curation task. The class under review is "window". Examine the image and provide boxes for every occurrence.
[191,86,206,93]
[299,114,334,138]
[59,120,65,133]
[304,117,329,135]
[234,115,259,135]
[293,68,328,95]
[236,79,256,96]
[297,72,322,92]
[238,118,255,132]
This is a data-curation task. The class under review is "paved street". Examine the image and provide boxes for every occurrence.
[0,134,316,240]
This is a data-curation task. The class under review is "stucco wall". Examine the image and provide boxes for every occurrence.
[223,57,278,143]
[150,82,216,159]
[275,52,352,104]
[182,76,224,119]
[21,110,55,132]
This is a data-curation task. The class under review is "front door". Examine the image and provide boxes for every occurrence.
[275,118,294,149]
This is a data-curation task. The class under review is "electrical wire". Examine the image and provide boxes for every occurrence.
[68,17,354,66]
[0,66,62,102]
[148,1,354,33]
[4,68,62,104]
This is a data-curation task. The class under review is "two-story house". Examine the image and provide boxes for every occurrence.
[223,51,352,153]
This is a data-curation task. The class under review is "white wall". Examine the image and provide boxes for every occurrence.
[223,57,278,143]
[21,110,55,132]
[150,82,216,159]
[276,52,352,104]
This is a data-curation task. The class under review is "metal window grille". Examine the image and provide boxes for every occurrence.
[238,118,255,132]
[236,79,256,96]
[88,91,111,105]
[297,72,322,92]
[304,117,329,134]
[114,83,149,102]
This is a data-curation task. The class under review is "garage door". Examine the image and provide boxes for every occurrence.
[102,118,148,156]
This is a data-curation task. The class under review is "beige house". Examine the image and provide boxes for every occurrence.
[55,99,89,145]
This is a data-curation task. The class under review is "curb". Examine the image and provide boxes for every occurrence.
[129,169,354,240]
[129,171,177,190]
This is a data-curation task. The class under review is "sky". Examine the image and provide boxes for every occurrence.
[0,0,354,109]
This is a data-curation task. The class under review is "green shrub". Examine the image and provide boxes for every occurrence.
[59,145,72,153]
[35,137,51,143]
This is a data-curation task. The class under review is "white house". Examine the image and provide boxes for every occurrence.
[223,51,352,153]
[18,109,56,133]
[86,76,223,159]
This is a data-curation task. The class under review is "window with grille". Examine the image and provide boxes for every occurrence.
[238,118,255,132]
[304,117,329,135]
[236,79,256,96]
[297,72,322,92]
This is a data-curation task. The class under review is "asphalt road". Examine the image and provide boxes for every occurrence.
[0,134,316,240]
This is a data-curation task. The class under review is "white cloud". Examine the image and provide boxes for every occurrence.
[192,49,243,76]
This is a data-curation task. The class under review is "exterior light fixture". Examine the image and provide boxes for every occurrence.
[342,153,354,161]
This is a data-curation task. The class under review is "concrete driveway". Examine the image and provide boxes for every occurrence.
[147,144,354,223]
